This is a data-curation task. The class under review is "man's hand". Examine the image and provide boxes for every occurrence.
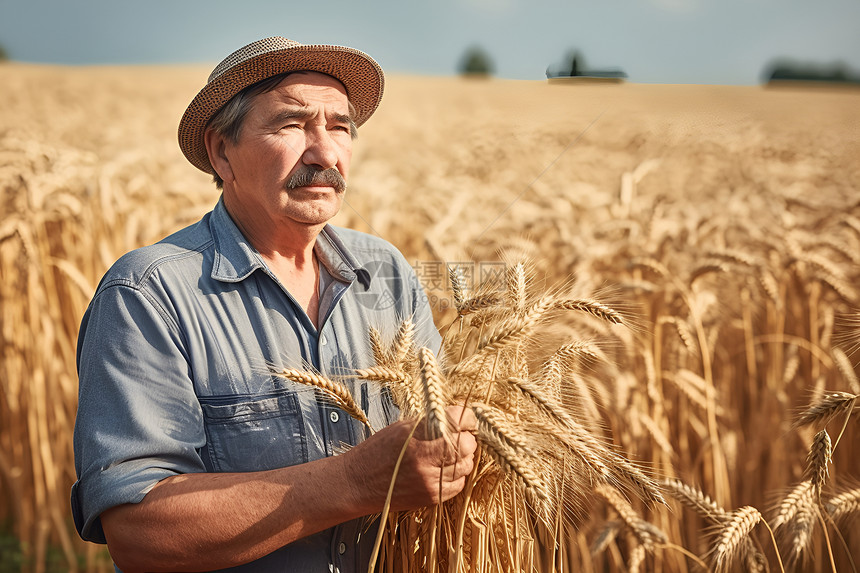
[346,405,479,513]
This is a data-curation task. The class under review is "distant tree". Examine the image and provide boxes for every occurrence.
[458,45,494,77]
[0,43,7,62]
[567,50,584,77]
[762,58,859,84]
[546,49,587,79]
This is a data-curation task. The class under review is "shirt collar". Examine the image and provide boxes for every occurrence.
[314,226,360,283]
[209,198,265,283]
[208,197,367,286]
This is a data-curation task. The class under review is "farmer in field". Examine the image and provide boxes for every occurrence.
[72,36,477,572]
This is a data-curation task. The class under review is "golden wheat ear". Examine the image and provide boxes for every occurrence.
[661,478,727,524]
[771,480,817,569]
[594,484,667,551]
[805,429,832,500]
[553,298,625,324]
[274,368,373,433]
[368,326,390,367]
[355,365,420,420]
[825,486,860,524]
[391,318,415,366]
[709,506,762,573]
[448,264,469,313]
[505,261,528,316]
[792,391,857,429]
[417,347,450,440]
[831,347,860,393]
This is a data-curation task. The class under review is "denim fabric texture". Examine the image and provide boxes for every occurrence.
[72,198,441,572]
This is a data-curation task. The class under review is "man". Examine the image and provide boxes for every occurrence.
[72,36,477,572]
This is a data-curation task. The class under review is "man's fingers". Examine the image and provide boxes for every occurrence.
[450,450,475,480]
[445,405,477,432]
[438,430,477,468]
[438,453,475,485]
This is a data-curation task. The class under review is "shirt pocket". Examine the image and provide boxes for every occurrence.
[199,390,308,473]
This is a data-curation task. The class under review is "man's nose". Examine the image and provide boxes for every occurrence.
[302,129,339,170]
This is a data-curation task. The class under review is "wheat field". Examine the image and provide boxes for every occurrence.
[1,62,859,572]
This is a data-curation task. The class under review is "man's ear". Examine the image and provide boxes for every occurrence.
[204,129,235,185]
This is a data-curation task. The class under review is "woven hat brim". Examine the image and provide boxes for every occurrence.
[178,44,384,174]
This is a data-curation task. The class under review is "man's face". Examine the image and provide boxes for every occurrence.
[219,71,354,233]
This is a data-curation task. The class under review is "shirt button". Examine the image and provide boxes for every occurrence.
[330,411,340,423]
[320,335,328,346]
[338,542,347,555]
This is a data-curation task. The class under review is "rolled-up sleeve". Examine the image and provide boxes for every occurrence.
[72,282,206,543]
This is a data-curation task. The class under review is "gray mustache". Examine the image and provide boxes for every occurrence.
[286,166,346,193]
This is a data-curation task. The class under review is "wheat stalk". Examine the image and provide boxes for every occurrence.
[446,297,555,378]
[472,404,531,454]
[508,376,664,504]
[478,427,549,511]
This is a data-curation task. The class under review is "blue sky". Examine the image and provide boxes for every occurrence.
[1,0,858,84]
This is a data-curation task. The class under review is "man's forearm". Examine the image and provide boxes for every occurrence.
[101,409,477,572]
[102,453,368,572]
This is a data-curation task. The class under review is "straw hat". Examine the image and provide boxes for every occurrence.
[178,36,385,174]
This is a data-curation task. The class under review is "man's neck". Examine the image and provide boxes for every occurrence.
[223,201,325,328]
[261,248,322,329]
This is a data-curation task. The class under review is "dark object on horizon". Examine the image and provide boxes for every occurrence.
[0,43,7,62]
[568,50,582,77]
[762,58,860,85]
[458,45,495,77]
[546,49,627,81]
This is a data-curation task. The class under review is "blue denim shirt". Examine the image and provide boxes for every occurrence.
[72,198,441,572]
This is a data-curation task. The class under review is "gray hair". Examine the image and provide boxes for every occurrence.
[206,72,358,189]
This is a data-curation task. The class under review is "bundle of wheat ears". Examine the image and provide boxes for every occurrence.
[276,263,669,572]
[276,262,860,573]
